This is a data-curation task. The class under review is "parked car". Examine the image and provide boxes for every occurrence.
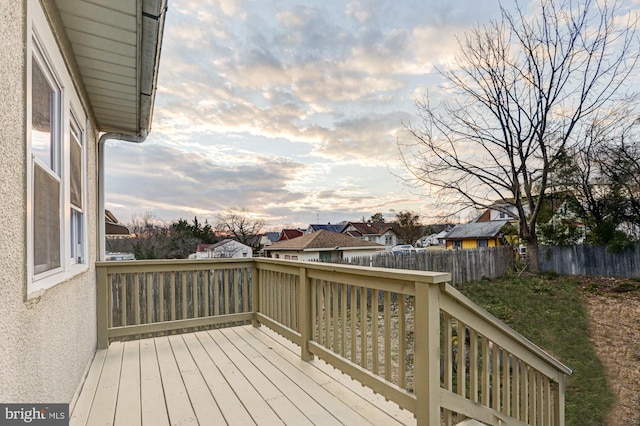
[391,244,416,254]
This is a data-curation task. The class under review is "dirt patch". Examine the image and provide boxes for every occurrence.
[581,277,640,425]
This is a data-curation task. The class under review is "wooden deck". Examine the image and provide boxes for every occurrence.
[70,325,417,425]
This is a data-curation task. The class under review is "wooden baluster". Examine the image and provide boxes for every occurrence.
[341,283,347,357]
[521,365,529,423]
[170,272,176,321]
[384,290,391,382]
[528,367,535,423]
[146,272,153,324]
[213,270,220,316]
[192,271,198,319]
[360,286,367,368]
[121,274,127,327]
[512,355,520,420]
[134,273,140,325]
[158,272,164,323]
[350,285,357,362]
[469,329,478,402]
[292,273,297,328]
[372,289,379,375]
[181,272,188,320]
[502,350,510,415]
[398,294,406,390]
[311,279,317,341]
[536,372,543,425]
[234,268,240,315]
[492,344,500,411]
[481,336,490,406]
[457,320,466,398]
[243,268,249,314]
[319,280,326,346]
[545,376,552,425]
[203,270,209,317]
[331,282,340,353]
[224,269,230,315]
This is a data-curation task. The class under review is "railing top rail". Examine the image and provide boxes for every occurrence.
[96,258,255,273]
[255,258,452,284]
[441,283,573,376]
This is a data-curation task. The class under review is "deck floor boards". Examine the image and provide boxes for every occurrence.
[70,325,417,426]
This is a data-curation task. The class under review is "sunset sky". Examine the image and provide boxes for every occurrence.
[103,0,638,230]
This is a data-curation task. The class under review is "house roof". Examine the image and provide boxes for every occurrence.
[264,232,280,243]
[105,210,129,235]
[279,229,304,240]
[48,0,167,135]
[344,222,398,236]
[266,230,384,251]
[445,220,510,239]
[307,224,348,234]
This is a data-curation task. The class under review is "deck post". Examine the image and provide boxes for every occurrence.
[96,264,109,349]
[251,262,261,328]
[413,280,441,426]
[298,266,313,361]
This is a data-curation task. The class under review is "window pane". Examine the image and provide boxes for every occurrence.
[70,129,82,208]
[71,208,84,263]
[32,60,55,171]
[34,164,60,274]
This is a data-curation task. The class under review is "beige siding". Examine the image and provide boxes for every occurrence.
[0,0,98,404]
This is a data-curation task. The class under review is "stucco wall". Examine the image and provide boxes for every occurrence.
[0,0,98,404]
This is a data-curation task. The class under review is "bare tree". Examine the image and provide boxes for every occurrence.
[215,207,266,246]
[400,0,638,271]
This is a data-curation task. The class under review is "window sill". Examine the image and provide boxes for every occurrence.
[27,263,89,301]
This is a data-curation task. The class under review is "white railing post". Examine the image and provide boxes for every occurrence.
[414,280,441,425]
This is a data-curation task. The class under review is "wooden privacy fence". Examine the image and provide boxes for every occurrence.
[539,243,640,278]
[96,258,570,425]
[329,246,515,285]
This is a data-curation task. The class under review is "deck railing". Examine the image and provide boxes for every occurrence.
[96,258,571,426]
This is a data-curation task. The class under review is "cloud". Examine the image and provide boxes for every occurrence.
[106,0,524,228]
[105,141,308,221]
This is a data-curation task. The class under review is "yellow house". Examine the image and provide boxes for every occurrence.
[444,220,510,249]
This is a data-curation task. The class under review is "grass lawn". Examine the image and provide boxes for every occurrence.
[458,273,614,426]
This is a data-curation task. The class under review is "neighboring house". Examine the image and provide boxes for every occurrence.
[264,230,385,261]
[190,240,253,259]
[342,222,400,249]
[278,228,304,241]
[475,201,521,223]
[476,195,585,245]
[304,223,348,234]
[0,0,166,405]
[444,220,510,249]
[421,229,450,247]
[259,232,280,248]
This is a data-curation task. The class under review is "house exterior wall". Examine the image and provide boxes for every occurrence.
[193,241,253,259]
[268,248,382,261]
[0,0,98,404]
[446,239,499,249]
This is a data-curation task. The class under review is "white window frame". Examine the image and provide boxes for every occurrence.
[27,0,88,297]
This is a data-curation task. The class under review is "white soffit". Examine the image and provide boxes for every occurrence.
[53,0,166,135]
